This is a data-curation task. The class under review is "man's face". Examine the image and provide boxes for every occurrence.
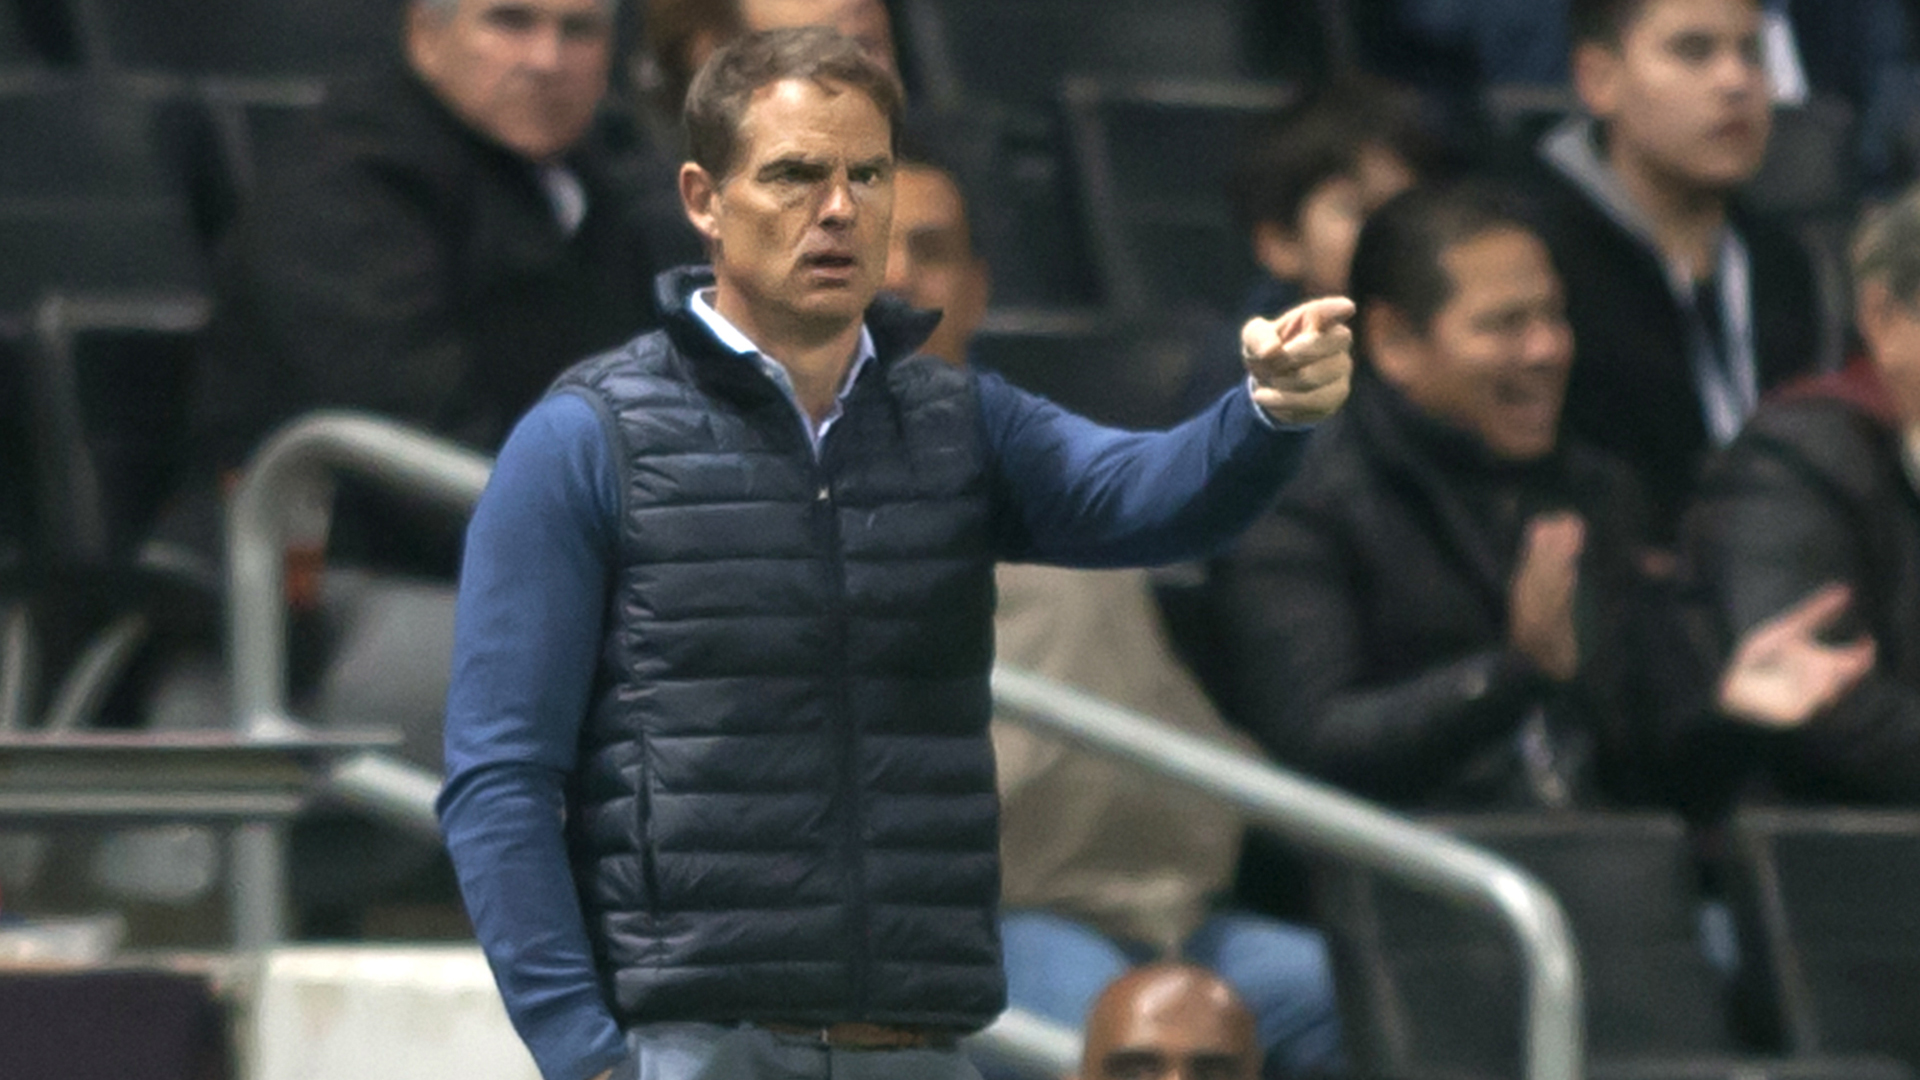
[739,0,899,75]
[1860,281,1920,425]
[1082,987,1259,1080]
[883,164,989,364]
[1577,0,1770,193]
[1375,227,1574,462]
[682,77,895,345]
[407,0,612,162]
[1280,144,1418,297]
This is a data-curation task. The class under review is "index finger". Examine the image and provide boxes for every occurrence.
[1282,296,1357,340]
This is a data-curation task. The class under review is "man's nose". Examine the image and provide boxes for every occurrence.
[524,24,565,73]
[819,176,856,227]
[882,243,911,295]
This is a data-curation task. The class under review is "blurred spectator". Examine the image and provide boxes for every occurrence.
[633,0,743,121]
[1524,0,1827,545]
[1177,76,1436,417]
[162,0,661,580]
[144,0,665,934]
[883,155,1341,1080]
[1077,963,1261,1080]
[1681,185,1920,804]
[738,0,896,76]
[1356,0,1914,190]
[1209,181,1862,813]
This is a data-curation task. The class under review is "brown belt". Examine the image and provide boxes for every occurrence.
[756,1021,959,1050]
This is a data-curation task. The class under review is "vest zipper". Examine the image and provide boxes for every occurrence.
[814,453,871,1017]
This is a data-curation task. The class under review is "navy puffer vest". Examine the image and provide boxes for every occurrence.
[554,269,1006,1028]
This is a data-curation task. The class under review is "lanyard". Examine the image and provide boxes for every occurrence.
[1674,232,1759,446]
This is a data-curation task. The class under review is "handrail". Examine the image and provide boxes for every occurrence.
[992,668,1584,1080]
[224,412,490,948]
[225,412,1582,1080]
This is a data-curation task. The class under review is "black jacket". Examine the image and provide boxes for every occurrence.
[1682,359,1920,803]
[1523,149,1825,545]
[1209,370,1704,810]
[556,269,1006,1027]
[172,62,661,573]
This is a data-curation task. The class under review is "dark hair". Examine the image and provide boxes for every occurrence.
[1229,75,1436,233]
[642,0,743,114]
[1347,181,1546,354]
[1570,0,1758,47]
[683,25,903,179]
[1569,0,1645,47]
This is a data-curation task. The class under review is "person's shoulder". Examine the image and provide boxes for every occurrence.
[1715,380,1898,502]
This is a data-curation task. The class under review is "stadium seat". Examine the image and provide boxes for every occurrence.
[1314,811,1914,1080]
[1733,810,1920,1071]
[0,78,206,314]
[969,309,1204,431]
[67,0,402,80]
[896,0,1252,115]
[1058,76,1294,316]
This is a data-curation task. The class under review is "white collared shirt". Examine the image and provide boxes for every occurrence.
[689,288,877,455]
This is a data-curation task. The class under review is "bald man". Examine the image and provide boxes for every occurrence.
[1078,964,1262,1080]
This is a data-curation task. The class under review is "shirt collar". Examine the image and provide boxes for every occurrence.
[689,287,877,376]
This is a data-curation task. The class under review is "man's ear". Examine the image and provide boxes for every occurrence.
[1364,302,1424,385]
[1252,220,1306,282]
[1571,41,1621,120]
[680,162,722,243]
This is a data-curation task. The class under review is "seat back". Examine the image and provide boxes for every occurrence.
[70,0,402,79]
[1734,809,1920,1068]
[0,78,206,315]
[1060,77,1293,316]
[970,310,1205,432]
[898,0,1252,115]
[1317,811,1737,1079]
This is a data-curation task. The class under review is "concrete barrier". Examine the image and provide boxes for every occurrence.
[245,945,537,1080]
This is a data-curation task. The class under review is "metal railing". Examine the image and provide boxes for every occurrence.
[224,411,1584,1080]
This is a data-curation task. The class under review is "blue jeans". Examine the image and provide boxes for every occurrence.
[616,1023,985,1080]
[996,909,1343,1080]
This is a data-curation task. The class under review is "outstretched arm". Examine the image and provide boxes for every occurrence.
[986,297,1354,566]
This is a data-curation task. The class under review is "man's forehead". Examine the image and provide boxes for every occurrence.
[1624,0,1759,40]
[461,0,611,18]
[738,79,890,151]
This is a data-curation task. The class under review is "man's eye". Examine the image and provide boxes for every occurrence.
[1669,34,1714,63]
[486,6,538,32]
[560,14,608,40]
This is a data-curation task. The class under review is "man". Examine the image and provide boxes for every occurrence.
[141,0,662,934]
[1077,964,1260,1080]
[1210,182,1865,812]
[1527,0,1826,544]
[437,27,1353,1080]
[170,0,659,576]
[1683,184,1920,803]
[880,156,1340,1080]
[739,0,897,74]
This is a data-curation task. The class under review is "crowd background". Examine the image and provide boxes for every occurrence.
[9,1,1920,1079]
